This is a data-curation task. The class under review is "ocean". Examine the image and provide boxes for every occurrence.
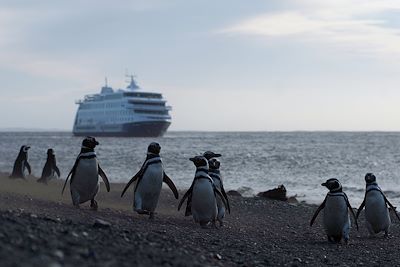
[1,131,400,206]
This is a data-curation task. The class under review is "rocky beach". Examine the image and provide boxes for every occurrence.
[0,174,399,267]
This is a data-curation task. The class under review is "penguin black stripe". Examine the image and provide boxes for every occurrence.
[209,173,221,180]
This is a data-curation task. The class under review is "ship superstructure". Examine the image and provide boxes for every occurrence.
[73,76,171,137]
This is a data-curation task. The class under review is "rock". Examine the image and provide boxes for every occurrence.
[257,185,288,201]
[287,196,298,203]
[93,218,111,228]
[214,253,222,260]
[53,250,64,260]
[227,190,242,197]
[237,186,255,197]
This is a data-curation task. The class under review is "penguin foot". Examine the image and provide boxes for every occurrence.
[74,204,80,209]
[135,209,150,215]
[218,220,224,227]
[200,221,213,229]
[90,200,98,211]
[149,212,155,220]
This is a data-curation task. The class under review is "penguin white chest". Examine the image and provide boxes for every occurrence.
[134,163,163,212]
[323,196,350,235]
[192,179,217,223]
[71,158,99,203]
[365,191,390,233]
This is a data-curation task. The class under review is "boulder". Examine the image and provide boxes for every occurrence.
[257,185,287,201]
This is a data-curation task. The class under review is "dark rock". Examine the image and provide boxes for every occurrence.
[214,253,222,260]
[227,190,242,197]
[93,219,111,228]
[257,185,288,201]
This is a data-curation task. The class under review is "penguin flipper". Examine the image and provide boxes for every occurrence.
[383,195,400,221]
[163,172,179,199]
[98,165,110,192]
[344,193,359,231]
[178,184,194,211]
[25,161,31,175]
[61,171,73,195]
[54,165,61,178]
[62,157,80,195]
[355,199,366,221]
[310,197,326,226]
[220,184,231,214]
[214,187,230,213]
[121,170,142,197]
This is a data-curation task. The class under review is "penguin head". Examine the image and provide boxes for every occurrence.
[365,173,376,184]
[208,158,221,170]
[321,178,342,192]
[147,142,161,155]
[82,136,99,149]
[189,156,209,168]
[20,145,30,153]
[203,151,222,160]
[47,148,54,155]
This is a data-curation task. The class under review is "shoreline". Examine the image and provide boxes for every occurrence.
[0,177,400,267]
[0,175,399,266]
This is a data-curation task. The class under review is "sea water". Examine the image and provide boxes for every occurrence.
[1,131,400,206]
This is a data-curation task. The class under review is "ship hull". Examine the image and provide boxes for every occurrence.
[73,121,171,137]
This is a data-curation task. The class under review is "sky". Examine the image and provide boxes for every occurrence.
[1,0,400,131]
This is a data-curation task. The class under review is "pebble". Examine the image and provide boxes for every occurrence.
[53,250,64,260]
[93,219,111,228]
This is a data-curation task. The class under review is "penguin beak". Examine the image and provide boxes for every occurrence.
[189,157,195,162]
[321,182,327,187]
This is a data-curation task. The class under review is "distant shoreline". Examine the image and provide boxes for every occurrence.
[2,129,400,133]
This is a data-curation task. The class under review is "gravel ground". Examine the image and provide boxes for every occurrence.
[0,176,399,266]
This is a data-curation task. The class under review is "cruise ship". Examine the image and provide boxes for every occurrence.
[72,76,172,137]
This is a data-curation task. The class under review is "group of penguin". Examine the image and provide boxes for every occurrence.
[310,174,400,243]
[9,137,230,228]
[9,138,400,237]
[10,145,60,184]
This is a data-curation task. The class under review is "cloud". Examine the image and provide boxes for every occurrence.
[221,0,400,58]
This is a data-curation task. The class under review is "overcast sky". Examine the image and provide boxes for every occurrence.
[1,0,400,131]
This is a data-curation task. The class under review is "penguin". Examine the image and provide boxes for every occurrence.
[120,142,179,219]
[37,149,60,184]
[355,173,400,237]
[62,137,110,210]
[178,155,229,228]
[182,151,222,217]
[310,178,358,243]
[208,157,230,226]
[10,145,31,179]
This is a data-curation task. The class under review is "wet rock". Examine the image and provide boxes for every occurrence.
[257,185,288,201]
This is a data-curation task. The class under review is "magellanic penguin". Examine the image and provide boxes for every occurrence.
[208,157,230,226]
[355,173,400,237]
[182,151,222,217]
[121,142,178,219]
[37,149,60,184]
[310,178,358,244]
[10,145,31,179]
[178,155,229,228]
[62,137,110,210]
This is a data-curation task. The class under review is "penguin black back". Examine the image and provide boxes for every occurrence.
[10,145,31,179]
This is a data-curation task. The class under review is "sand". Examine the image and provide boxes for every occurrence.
[0,174,399,267]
